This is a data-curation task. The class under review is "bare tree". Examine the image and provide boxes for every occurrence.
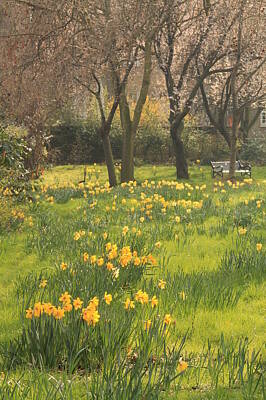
[154,0,242,179]
[199,0,265,178]
[0,0,144,186]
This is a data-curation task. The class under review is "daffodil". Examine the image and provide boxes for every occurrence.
[26,308,33,319]
[158,279,166,289]
[53,307,65,320]
[151,296,158,308]
[73,297,83,310]
[178,360,188,372]
[124,298,135,310]
[163,314,172,325]
[90,255,97,264]
[83,252,89,262]
[104,292,112,305]
[39,279,47,288]
[256,243,262,252]
[60,262,67,271]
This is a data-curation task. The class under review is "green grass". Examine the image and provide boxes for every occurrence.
[0,164,265,399]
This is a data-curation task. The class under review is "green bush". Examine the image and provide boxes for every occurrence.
[240,136,266,164]
[0,124,33,198]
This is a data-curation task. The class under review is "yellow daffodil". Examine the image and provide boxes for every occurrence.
[83,252,89,262]
[178,360,188,372]
[256,243,262,252]
[97,257,104,267]
[26,308,33,319]
[90,255,97,264]
[124,298,135,310]
[151,296,158,308]
[53,307,65,320]
[163,314,172,325]
[60,262,67,271]
[104,292,112,305]
[158,279,166,289]
[39,279,47,288]
[73,297,83,310]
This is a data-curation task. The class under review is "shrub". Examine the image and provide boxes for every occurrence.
[0,124,33,198]
[240,135,266,164]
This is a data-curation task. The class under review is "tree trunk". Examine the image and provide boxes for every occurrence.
[170,120,189,179]
[121,128,134,182]
[119,40,152,183]
[100,128,117,187]
[229,134,237,179]
[229,112,240,180]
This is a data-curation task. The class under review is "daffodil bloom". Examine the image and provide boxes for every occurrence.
[90,297,99,308]
[151,296,158,308]
[134,257,141,266]
[147,254,157,266]
[82,307,100,326]
[155,242,161,249]
[59,292,71,304]
[83,252,89,262]
[43,303,55,315]
[122,226,129,235]
[60,262,67,271]
[106,262,114,271]
[105,242,112,252]
[124,298,135,310]
[26,308,33,319]
[178,360,188,372]
[74,232,81,241]
[97,257,104,267]
[163,314,172,325]
[135,290,149,304]
[256,243,262,252]
[104,292,112,305]
[238,227,247,235]
[39,279,47,288]
[63,302,73,312]
[33,302,43,318]
[175,216,181,223]
[158,279,166,289]
[90,255,97,264]
[73,297,83,310]
[53,307,65,320]
[103,232,108,240]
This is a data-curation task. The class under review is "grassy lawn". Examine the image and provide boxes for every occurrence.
[0,164,265,399]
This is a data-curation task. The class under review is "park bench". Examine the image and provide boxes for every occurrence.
[210,160,251,178]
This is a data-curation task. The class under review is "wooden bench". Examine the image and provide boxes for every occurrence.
[210,161,251,178]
